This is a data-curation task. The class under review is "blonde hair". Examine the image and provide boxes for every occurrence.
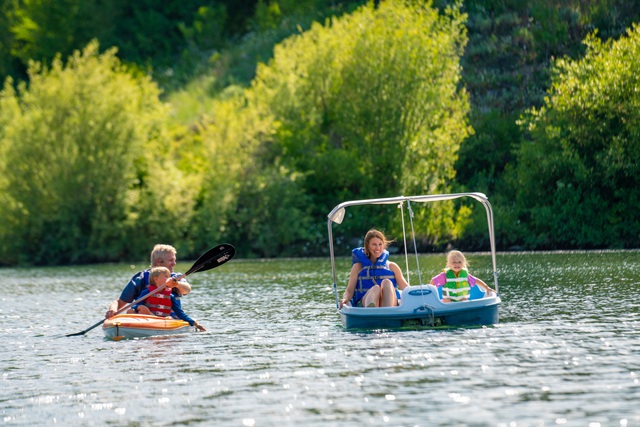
[446,250,469,268]
[150,244,177,267]
[363,229,392,257]
[150,266,171,284]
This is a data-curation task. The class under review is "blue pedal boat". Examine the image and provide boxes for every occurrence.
[327,193,501,330]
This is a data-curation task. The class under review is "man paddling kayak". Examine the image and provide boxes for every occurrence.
[105,244,191,319]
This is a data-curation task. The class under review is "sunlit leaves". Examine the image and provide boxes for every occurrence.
[243,0,471,247]
[515,25,640,248]
[0,41,177,264]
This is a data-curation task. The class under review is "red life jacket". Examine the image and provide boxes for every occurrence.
[145,285,173,316]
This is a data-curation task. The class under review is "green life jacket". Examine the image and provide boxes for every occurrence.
[443,268,470,302]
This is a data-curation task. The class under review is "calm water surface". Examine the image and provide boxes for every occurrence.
[2,251,639,426]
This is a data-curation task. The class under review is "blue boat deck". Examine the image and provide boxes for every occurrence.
[339,284,501,329]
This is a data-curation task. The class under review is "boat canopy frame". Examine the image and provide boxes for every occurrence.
[327,192,498,309]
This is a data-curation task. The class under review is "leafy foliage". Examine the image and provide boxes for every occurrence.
[0,42,188,265]
[513,26,640,249]
[242,0,471,253]
[1,1,640,264]
[448,0,640,249]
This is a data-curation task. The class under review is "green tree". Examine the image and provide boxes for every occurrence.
[0,41,188,265]
[186,89,317,258]
[8,0,80,65]
[248,0,471,250]
[191,0,474,258]
[513,26,640,249]
[186,93,272,256]
[0,0,239,89]
[0,0,19,79]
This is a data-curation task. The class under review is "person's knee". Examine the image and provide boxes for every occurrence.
[381,279,394,291]
[367,284,381,295]
[135,306,152,315]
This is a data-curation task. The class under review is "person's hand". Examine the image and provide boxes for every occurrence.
[194,321,206,332]
[105,309,115,319]
[175,278,191,296]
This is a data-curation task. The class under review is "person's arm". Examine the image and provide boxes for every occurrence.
[389,262,410,290]
[171,296,205,331]
[131,288,150,311]
[192,321,206,332]
[105,298,133,318]
[105,299,120,319]
[105,272,144,318]
[470,275,495,293]
[430,272,445,287]
[171,273,191,295]
[340,263,362,308]
[176,279,191,295]
[170,295,193,323]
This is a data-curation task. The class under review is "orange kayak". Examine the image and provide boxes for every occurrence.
[103,313,193,340]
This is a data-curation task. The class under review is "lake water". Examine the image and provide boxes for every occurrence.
[2,251,639,426]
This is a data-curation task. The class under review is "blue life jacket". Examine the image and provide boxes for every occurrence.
[351,247,399,306]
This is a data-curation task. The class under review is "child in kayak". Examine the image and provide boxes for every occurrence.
[132,266,206,331]
[105,244,191,319]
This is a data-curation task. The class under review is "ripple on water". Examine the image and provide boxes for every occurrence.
[2,252,640,426]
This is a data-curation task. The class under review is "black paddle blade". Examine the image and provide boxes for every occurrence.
[184,243,236,276]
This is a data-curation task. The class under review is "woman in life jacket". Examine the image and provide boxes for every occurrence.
[132,266,206,331]
[340,229,409,308]
[429,250,495,302]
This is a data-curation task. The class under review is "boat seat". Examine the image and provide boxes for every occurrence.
[469,284,486,300]
[437,284,487,301]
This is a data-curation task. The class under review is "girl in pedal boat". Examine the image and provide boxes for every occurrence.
[430,250,495,302]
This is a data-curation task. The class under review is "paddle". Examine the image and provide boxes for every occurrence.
[65,243,236,337]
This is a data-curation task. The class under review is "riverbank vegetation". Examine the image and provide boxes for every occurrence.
[0,0,639,265]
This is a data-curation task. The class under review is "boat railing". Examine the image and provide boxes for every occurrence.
[327,193,499,310]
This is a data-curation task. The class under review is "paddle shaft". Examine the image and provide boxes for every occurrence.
[65,281,174,337]
[65,244,235,337]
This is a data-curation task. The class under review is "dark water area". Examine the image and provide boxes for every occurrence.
[1,251,639,426]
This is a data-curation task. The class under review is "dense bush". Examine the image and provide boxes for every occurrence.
[256,1,470,251]
[191,0,472,257]
[450,0,640,250]
[0,42,190,265]
[2,1,640,264]
[512,26,640,249]
[0,0,363,91]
